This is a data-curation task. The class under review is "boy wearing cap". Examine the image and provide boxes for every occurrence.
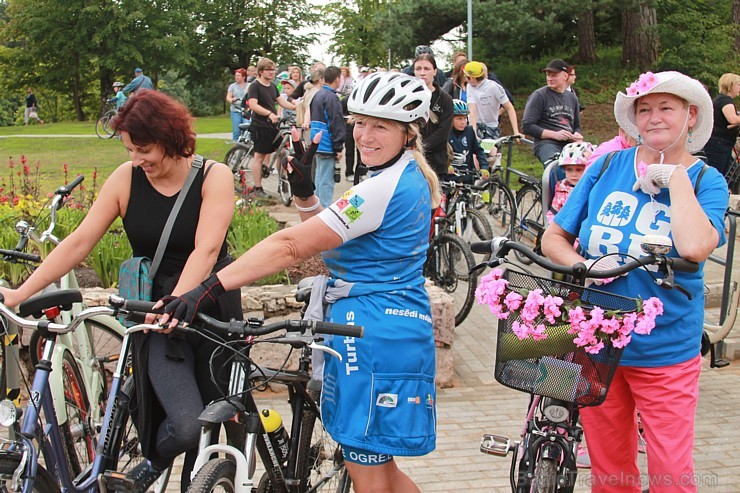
[121,67,154,95]
[522,59,583,165]
[464,61,520,140]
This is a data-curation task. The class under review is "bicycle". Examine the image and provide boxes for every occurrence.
[724,138,740,194]
[225,117,295,206]
[425,191,478,326]
[471,236,699,492]
[119,290,363,493]
[95,101,117,139]
[0,176,126,476]
[0,293,176,493]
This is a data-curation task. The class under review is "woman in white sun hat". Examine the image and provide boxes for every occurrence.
[542,71,728,492]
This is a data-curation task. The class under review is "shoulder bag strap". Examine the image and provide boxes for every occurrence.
[148,155,204,280]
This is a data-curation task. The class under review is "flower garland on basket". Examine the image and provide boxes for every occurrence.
[476,269,664,356]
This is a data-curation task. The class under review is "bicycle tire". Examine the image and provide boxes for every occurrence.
[0,458,60,493]
[95,111,116,139]
[186,458,236,493]
[532,457,558,493]
[486,180,517,239]
[275,149,293,206]
[514,184,543,265]
[225,146,248,175]
[293,388,350,493]
[453,208,494,262]
[60,349,95,477]
[425,233,477,326]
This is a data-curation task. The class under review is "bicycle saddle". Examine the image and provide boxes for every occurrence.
[18,289,83,318]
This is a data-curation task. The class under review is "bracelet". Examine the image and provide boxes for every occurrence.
[295,198,320,212]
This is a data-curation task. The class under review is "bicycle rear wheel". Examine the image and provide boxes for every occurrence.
[514,184,543,265]
[275,149,293,206]
[425,233,477,326]
[0,459,60,493]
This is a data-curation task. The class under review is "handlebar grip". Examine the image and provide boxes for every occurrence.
[122,299,163,314]
[313,321,364,338]
[669,258,700,273]
[470,240,495,255]
[0,249,42,263]
[55,175,85,197]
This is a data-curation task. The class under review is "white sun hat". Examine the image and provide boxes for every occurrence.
[614,71,713,153]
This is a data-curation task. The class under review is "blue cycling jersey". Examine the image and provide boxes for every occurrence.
[317,152,436,456]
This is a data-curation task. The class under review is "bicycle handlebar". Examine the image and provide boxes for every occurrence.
[113,297,365,339]
[470,237,699,279]
[0,248,42,263]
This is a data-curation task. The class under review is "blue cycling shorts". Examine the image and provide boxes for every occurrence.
[341,444,393,466]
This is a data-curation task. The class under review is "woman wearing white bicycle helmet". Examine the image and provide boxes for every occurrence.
[543,71,728,492]
[159,72,441,493]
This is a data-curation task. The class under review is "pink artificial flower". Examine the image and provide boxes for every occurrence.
[612,333,632,348]
[599,316,621,335]
[543,295,563,324]
[642,297,664,319]
[568,306,586,334]
[573,331,597,348]
[487,302,509,320]
[584,340,605,354]
[520,289,545,323]
[512,321,530,340]
[504,291,524,311]
[530,324,549,341]
[626,82,639,96]
[641,72,658,89]
[634,314,656,335]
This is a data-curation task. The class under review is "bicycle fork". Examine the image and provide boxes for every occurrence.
[481,395,581,491]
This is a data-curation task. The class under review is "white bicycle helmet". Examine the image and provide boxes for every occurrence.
[347,72,430,124]
[558,142,594,167]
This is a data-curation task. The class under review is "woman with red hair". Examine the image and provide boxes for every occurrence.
[1,89,242,493]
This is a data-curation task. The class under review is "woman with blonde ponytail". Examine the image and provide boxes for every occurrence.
[160,73,438,493]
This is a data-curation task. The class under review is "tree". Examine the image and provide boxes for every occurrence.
[574,9,598,64]
[324,0,390,68]
[621,0,658,69]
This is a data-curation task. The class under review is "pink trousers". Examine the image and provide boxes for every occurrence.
[580,354,702,493]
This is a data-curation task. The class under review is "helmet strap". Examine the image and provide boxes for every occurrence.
[369,148,406,174]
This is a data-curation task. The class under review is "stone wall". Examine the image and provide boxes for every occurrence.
[82,283,458,388]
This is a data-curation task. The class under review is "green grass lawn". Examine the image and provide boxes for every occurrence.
[0,115,235,191]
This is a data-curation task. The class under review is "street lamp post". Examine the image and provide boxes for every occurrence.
[467,0,472,59]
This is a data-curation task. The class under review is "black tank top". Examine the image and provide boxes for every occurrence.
[123,164,228,278]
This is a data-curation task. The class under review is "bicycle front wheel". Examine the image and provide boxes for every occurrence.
[532,457,558,493]
[293,388,351,493]
[60,349,95,476]
[514,184,543,265]
[275,149,293,206]
[95,111,116,139]
[187,458,236,493]
[455,208,494,263]
[425,233,477,326]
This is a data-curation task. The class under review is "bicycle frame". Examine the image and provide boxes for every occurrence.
[0,306,131,493]
[190,334,339,493]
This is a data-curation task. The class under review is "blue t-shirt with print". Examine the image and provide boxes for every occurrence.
[554,147,728,367]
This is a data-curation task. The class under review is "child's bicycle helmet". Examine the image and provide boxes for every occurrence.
[347,72,430,124]
[558,142,594,167]
[113,82,124,88]
[452,99,469,116]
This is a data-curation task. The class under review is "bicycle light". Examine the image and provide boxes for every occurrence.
[14,220,29,234]
[0,399,18,427]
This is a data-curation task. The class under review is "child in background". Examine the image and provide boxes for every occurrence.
[546,141,594,224]
[448,99,489,179]
[278,79,298,120]
[109,82,127,109]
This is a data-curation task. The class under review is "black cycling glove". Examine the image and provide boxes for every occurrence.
[282,139,319,199]
[161,273,225,325]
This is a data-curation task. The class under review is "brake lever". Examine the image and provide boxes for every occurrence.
[309,341,342,361]
[470,258,505,274]
[654,265,693,300]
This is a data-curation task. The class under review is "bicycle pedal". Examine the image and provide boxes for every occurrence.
[480,434,514,456]
[102,470,136,492]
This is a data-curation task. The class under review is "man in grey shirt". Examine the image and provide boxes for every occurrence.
[522,59,583,165]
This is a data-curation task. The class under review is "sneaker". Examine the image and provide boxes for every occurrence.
[345,174,354,183]
[251,187,269,198]
[576,445,591,468]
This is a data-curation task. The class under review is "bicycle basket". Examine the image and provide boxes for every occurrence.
[494,270,640,407]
